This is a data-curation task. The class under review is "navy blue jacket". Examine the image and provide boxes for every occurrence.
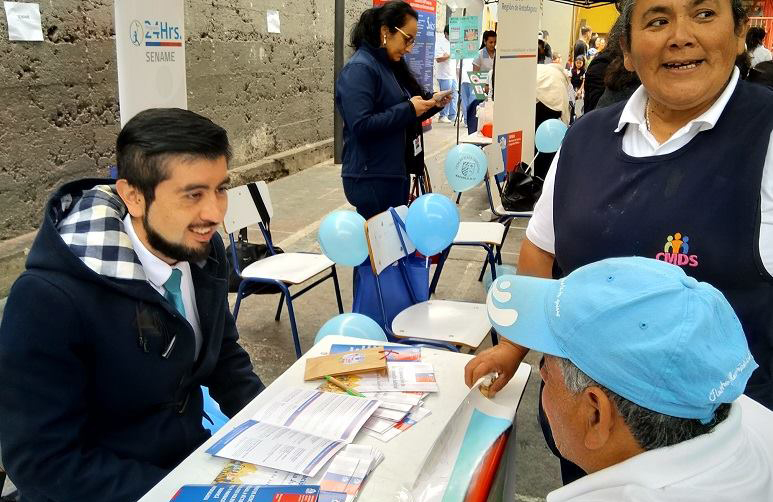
[335,43,436,179]
[553,80,773,408]
[0,180,264,502]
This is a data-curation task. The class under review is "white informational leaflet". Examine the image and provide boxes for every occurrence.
[252,388,381,443]
[266,10,280,34]
[351,363,439,393]
[206,389,381,477]
[114,0,187,125]
[4,2,43,41]
[363,416,396,434]
[408,384,516,501]
[214,459,318,486]
[320,444,383,502]
[370,407,432,443]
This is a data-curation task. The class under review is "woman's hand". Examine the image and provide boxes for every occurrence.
[410,96,436,117]
[432,91,453,108]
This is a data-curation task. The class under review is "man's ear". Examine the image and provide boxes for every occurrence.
[116,179,146,219]
[581,386,616,450]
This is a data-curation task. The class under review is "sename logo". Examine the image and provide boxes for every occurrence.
[130,19,183,48]
[655,232,699,268]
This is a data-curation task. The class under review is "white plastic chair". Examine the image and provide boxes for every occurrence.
[223,182,343,358]
[365,206,495,350]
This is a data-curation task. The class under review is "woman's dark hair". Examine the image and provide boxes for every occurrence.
[350,2,425,96]
[350,1,418,49]
[747,60,773,89]
[117,108,231,204]
[604,14,641,91]
[616,0,748,48]
[480,30,496,50]
[747,27,767,51]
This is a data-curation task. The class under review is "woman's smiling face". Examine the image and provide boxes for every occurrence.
[622,0,746,112]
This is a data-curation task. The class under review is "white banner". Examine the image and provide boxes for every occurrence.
[114,0,187,126]
[486,0,539,173]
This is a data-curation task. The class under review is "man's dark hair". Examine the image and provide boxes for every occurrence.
[747,26,767,51]
[541,29,549,37]
[748,60,773,89]
[444,24,449,36]
[581,26,592,36]
[116,108,231,204]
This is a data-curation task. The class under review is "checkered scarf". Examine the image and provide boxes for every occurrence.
[57,184,147,281]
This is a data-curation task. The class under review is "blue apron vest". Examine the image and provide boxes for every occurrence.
[553,80,773,408]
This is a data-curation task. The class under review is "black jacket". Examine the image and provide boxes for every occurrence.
[0,179,264,502]
[335,42,438,180]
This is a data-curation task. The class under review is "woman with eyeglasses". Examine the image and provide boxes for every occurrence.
[335,1,451,220]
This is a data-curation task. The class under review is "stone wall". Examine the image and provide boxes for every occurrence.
[0,0,369,240]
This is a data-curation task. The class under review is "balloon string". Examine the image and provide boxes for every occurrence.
[525,152,539,176]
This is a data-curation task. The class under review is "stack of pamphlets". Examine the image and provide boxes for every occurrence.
[319,444,383,502]
[170,484,320,502]
[205,388,380,477]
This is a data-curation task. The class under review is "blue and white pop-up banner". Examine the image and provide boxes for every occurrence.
[114,0,187,125]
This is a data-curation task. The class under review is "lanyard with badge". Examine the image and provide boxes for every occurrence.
[390,68,423,158]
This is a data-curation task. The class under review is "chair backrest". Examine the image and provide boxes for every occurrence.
[223,182,274,234]
[365,206,414,275]
[485,167,504,215]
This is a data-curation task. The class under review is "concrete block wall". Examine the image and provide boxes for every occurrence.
[0,0,369,241]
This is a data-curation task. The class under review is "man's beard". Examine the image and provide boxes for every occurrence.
[143,213,211,263]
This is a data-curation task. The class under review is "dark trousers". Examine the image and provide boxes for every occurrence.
[342,176,410,220]
[538,377,587,485]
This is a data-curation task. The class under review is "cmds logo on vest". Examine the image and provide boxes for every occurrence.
[655,232,698,268]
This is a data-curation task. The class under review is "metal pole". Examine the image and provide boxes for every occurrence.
[334,0,345,164]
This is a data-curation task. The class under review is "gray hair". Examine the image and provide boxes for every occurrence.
[616,0,748,50]
[553,356,731,451]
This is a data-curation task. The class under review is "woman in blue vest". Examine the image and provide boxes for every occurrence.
[465,0,773,485]
[335,1,451,220]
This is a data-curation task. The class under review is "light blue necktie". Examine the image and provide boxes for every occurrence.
[164,269,186,317]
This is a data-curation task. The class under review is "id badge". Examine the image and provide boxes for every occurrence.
[413,137,423,156]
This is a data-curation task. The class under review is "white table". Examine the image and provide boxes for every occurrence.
[139,336,531,502]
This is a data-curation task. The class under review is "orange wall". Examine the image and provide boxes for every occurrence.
[575,4,619,36]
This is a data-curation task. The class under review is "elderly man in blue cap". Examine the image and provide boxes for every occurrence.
[480,257,773,501]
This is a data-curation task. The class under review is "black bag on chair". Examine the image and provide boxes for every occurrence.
[501,162,543,212]
[225,229,284,294]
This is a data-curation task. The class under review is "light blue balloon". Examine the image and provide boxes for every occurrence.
[444,144,488,192]
[318,210,368,266]
[406,193,460,256]
[535,119,568,153]
[314,313,387,345]
[483,264,518,293]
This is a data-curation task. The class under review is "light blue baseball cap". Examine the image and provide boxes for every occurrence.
[486,257,757,422]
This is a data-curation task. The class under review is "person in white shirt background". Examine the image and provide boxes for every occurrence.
[434,25,457,124]
[482,257,773,502]
[747,26,772,68]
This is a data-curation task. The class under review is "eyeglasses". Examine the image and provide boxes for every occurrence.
[394,26,416,48]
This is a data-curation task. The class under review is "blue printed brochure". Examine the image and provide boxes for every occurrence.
[170,484,319,501]
[329,344,421,362]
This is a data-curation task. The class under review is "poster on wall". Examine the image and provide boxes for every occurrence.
[449,16,480,59]
[373,0,437,93]
[114,0,187,126]
[498,131,523,172]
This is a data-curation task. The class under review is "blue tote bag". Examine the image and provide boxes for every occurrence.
[352,209,430,331]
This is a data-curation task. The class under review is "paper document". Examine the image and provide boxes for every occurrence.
[206,389,380,476]
[4,2,43,41]
[319,363,438,393]
[214,460,316,486]
[320,444,383,502]
[369,407,432,443]
[169,484,319,502]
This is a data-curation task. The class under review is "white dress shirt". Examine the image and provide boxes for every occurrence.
[547,396,773,502]
[124,214,203,360]
[526,68,773,276]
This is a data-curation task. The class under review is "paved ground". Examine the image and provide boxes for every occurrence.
[230,122,562,501]
[1,122,562,501]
